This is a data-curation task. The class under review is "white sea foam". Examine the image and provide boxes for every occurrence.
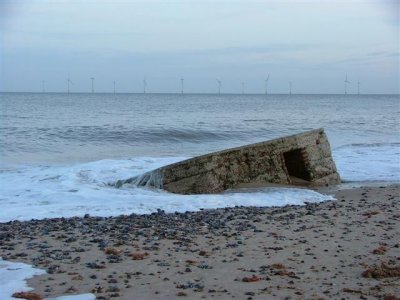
[334,143,400,182]
[0,157,334,222]
[0,258,95,300]
[0,143,398,222]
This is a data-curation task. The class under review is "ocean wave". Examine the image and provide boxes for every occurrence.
[0,126,249,144]
[334,142,400,149]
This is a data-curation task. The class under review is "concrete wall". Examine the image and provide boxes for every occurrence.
[116,129,340,194]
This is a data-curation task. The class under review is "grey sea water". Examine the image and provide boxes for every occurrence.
[1,93,399,164]
[0,92,399,221]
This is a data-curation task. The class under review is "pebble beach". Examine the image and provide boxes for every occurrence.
[2,0,400,298]
[1,185,399,300]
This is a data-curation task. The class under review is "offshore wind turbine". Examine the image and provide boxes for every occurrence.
[217,79,221,94]
[242,82,245,94]
[66,73,73,94]
[289,81,292,95]
[344,74,351,95]
[143,78,147,94]
[180,78,184,94]
[91,77,95,93]
[357,81,360,95]
[42,80,45,93]
[265,74,270,95]
[113,81,116,94]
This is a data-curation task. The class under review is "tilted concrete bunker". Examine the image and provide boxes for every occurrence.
[116,129,340,194]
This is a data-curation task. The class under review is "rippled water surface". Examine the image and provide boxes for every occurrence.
[1,93,399,164]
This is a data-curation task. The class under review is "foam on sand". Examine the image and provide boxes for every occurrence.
[0,258,95,300]
[0,258,46,300]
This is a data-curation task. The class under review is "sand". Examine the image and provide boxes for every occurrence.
[0,185,399,299]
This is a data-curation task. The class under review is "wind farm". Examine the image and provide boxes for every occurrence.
[29,74,373,95]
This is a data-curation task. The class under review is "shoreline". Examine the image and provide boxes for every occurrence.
[1,185,399,299]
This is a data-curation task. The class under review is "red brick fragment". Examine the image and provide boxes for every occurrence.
[131,252,149,260]
[242,275,263,282]
[12,292,43,300]
[105,247,122,255]
[372,246,387,255]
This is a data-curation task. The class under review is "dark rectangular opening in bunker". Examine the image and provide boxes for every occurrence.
[283,149,311,181]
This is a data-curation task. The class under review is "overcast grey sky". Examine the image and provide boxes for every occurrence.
[0,0,399,94]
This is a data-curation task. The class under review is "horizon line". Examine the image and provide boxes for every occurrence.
[1,91,399,96]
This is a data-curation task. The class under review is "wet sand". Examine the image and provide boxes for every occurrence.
[1,185,399,299]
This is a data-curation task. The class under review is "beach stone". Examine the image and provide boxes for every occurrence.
[116,129,340,194]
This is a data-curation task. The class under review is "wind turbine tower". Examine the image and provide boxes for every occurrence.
[180,78,184,94]
[289,81,292,95]
[357,81,360,95]
[143,78,147,94]
[91,77,95,93]
[344,74,351,95]
[113,81,116,94]
[242,82,245,95]
[217,79,221,94]
[67,73,73,94]
[42,80,45,93]
[265,74,270,95]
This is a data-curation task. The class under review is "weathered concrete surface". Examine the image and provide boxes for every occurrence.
[116,129,340,194]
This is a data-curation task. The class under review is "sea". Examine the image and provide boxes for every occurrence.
[0,93,399,222]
